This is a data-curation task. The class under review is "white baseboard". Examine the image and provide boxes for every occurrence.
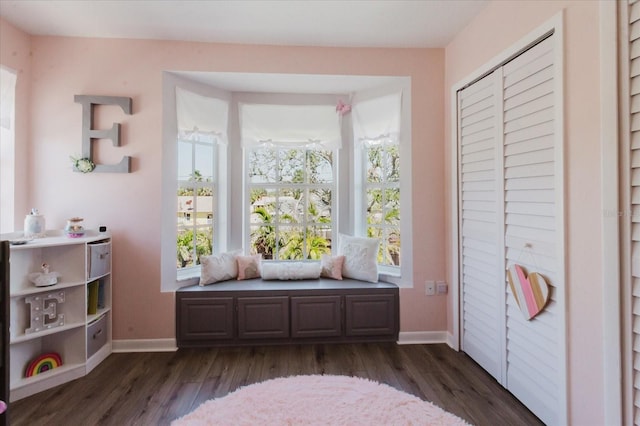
[446,332,459,351]
[112,338,177,353]
[397,331,448,345]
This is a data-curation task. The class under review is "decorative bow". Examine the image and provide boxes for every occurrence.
[336,99,351,116]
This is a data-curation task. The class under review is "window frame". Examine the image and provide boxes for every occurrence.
[245,145,337,261]
[161,74,231,291]
[162,74,412,291]
[176,130,218,279]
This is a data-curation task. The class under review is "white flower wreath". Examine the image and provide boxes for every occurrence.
[70,156,95,173]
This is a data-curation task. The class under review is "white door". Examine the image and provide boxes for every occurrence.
[458,70,505,383]
[458,34,566,425]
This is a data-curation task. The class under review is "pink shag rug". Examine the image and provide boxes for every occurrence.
[172,374,470,425]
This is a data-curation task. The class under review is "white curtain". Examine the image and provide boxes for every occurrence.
[239,103,342,150]
[175,87,229,143]
[352,92,402,144]
[0,67,17,233]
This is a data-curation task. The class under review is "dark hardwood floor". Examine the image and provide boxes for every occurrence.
[9,343,543,426]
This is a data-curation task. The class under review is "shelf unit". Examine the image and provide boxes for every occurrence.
[1,230,112,402]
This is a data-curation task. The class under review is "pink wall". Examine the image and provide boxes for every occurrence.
[0,20,448,339]
[445,1,603,424]
[0,19,31,227]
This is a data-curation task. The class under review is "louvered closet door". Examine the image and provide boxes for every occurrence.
[626,1,640,423]
[502,35,565,426]
[458,34,566,425]
[458,71,505,382]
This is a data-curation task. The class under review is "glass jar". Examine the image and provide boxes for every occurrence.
[65,217,85,238]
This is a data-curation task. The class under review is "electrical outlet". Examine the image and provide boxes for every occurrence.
[425,280,436,296]
[436,280,448,295]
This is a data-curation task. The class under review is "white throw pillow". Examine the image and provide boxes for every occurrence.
[261,261,322,280]
[199,250,241,286]
[338,234,379,283]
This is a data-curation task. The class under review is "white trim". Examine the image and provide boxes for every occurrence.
[449,86,460,352]
[112,338,177,353]
[618,2,634,424]
[446,332,458,350]
[601,2,621,424]
[397,331,448,345]
[552,19,568,426]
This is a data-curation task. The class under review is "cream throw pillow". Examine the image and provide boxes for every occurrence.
[338,234,379,283]
[199,250,241,286]
[261,261,322,280]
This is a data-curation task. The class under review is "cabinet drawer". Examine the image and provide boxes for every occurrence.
[87,314,108,358]
[291,296,341,338]
[345,294,397,337]
[178,297,234,341]
[88,241,110,279]
[238,296,289,339]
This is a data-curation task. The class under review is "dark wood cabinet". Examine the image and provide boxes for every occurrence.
[291,295,341,338]
[238,296,289,339]
[176,279,399,347]
[178,296,234,342]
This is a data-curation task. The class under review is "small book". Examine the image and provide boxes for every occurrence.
[87,280,99,315]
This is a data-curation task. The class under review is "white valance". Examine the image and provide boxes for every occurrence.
[240,103,342,150]
[176,87,229,143]
[352,92,402,144]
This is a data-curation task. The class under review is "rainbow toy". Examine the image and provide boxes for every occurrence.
[24,352,63,377]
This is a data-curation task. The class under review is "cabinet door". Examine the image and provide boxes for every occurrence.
[238,296,289,339]
[345,294,397,337]
[291,295,341,338]
[177,296,234,342]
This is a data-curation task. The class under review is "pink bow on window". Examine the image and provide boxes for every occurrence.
[336,100,351,116]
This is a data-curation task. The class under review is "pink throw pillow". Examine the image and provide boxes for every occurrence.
[237,254,262,280]
[320,254,345,280]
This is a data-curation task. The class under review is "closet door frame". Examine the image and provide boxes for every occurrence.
[449,11,566,424]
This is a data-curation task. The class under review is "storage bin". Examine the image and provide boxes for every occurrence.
[87,314,107,358]
[88,241,110,279]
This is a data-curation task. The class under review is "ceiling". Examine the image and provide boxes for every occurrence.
[0,0,487,49]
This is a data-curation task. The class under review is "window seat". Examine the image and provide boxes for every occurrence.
[176,278,399,347]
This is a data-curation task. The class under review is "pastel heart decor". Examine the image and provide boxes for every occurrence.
[507,264,550,320]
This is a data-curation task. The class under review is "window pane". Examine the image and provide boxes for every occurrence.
[177,189,195,226]
[278,226,305,260]
[279,149,305,183]
[249,149,276,183]
[387,227,401,266]
[307,225,332,258]
[250,188,277,223]
[366,189,383,225]
[176,227,213,268]
[384,188,400,225]
[250,225,277,259]
[366,146,383,183]
[308,188,332,223]
[277,188,302,222]
[385,144,400,182]
[195,143,214,180]
[307,150,333,183]
[177,140,193,181]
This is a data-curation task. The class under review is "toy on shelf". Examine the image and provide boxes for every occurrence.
[28,263,60,287]
[25,291,66,334]
[24,352,63,377]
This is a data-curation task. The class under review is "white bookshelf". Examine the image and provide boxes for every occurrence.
[2,230,112,402]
